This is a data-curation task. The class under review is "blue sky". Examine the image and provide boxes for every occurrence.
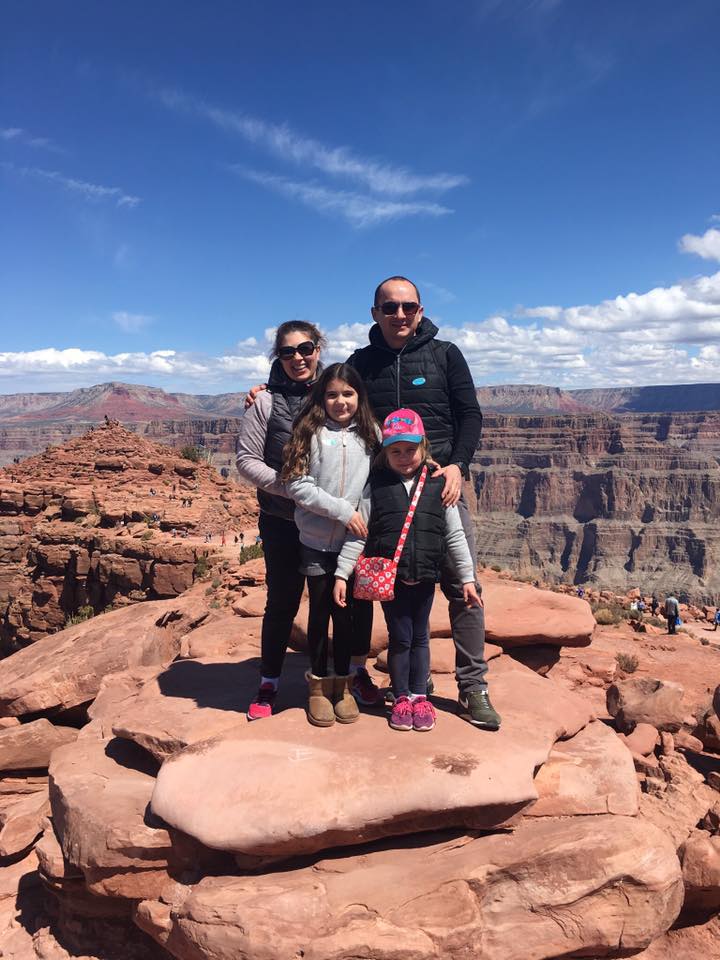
[2,0,719,393]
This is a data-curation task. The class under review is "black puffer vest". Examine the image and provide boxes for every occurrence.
[347,319,453,465]
[258,359,317,520]
[365,467,446,583]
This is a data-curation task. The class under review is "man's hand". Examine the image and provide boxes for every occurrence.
[430,462,463,506]
[346,511,368,538]
[334,578,347,608]
[462,582,483,607]
[244,383,267,409]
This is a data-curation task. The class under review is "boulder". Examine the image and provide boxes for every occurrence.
[0,786,49,856]
[680,833,720,912]
[135,816,682,960]
[0,596,204,716]
[714,683,720,719]
[607,678,686,733]
[483,580,595,648]
[49,735,200,900]
[619,722,660,757]
[151,657,593,861]
[529,720,639,817]
[640,753,719,849]
[112,654,308,762]
[0,719,78,770]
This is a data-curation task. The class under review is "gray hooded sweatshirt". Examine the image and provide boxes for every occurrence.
[286,420,375,554]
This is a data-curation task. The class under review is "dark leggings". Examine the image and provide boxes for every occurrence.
[382,580,435,697]
[307,572,372,677]
[259,512,305,678]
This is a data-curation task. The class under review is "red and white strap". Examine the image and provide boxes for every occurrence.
[392,465,427,565]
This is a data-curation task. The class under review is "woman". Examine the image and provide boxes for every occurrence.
[235,320,325,720]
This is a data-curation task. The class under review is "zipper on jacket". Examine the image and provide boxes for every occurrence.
[395,354,401,408]
[327,427,348,550]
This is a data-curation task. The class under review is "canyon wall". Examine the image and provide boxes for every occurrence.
[474,412,720,600]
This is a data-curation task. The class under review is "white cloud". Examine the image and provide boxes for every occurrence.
[158,89,467,198]
[2,162,141,208]
[0,126,63,152]
[680,228,720,263]
[112,311,153,333]
[233,168,452,228]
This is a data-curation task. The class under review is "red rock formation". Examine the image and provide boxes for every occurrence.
[0,423,257,652]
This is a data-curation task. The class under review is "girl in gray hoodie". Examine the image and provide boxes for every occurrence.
[282,363,380,727]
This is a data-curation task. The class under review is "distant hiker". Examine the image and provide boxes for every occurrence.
[576,586,585,599]
[714,608,720,631]
[637,598,646,619]
[282,363,380,727]
[221,530,226,547]
[651,595,659,617]
[664,594,680,635]
[239,532,245,547]
[234,534,238,544]
[335,409,480,734]
[235,320,324,722]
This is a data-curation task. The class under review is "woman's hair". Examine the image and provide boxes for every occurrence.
[281,363,379,480]
[374,436,432,472]
[270,320,327,360]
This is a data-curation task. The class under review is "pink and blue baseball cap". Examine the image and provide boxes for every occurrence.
[382,408,425,446]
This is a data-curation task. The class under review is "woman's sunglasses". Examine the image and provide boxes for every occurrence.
[278,340,317,360]
[377,301,420,316]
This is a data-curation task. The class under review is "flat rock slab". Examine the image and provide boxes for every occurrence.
[0,719,78,770]
[529,719,639,817]
[0,597,203,716]
[112,652,309,762]
[151,656,594,859]
[483,580,595,647]
[136,816,682,960]
[0,786,49,856]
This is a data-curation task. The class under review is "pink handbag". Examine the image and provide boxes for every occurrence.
[353,465,427,602]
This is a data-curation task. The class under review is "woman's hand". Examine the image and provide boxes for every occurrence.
[462,582,483,607]
[334,578,347,608]
[346,511,368,538]
[243,383,267,409]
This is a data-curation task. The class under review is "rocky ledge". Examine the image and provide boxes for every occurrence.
[1,564,719,960]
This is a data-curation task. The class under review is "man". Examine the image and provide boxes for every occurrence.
[345,276,499,730]
[664,593,679,635]
[245,275,500,729]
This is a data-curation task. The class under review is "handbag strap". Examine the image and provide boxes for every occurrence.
[392,464,428,565]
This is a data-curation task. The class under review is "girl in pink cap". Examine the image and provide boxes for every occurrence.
[334,408,481,732]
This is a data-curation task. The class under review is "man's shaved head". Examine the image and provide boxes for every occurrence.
[373,276,421,307]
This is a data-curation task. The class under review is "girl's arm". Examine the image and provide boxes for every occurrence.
[235,394,288,497]
[444,506,481,605]
[286,474,356,525]
[334,485,371,581]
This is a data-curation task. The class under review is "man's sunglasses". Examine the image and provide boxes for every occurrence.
[377,301,420,316]
[278,340,317,360]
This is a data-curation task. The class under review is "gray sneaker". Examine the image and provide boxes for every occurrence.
[457,690,501,730]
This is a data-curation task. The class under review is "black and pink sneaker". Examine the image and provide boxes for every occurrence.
[412,696,436,732]
[389,695,413,731]
[247,682,277,721]
[350,667,381,706]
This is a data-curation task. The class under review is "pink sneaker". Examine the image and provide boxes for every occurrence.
[412,696,436,732]
[350,667,381,705]
[389,695,413,731]
[247,682,277,721]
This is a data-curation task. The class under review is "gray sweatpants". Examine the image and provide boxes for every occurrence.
[439,494,488,695]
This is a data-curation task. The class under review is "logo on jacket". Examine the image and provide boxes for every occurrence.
[412,376,426,385]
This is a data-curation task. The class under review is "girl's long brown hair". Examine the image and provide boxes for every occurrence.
[281,363,379,480]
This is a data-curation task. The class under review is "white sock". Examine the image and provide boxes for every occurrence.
[260,675,279,691]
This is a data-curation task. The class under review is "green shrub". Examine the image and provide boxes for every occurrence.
[65,605,94,627]
[239,543,264,564]
[594,606,622,626]
[194,555,211,578]
[209,599,221,609]
[180,445,202,463]
[616,652,639,673]
[211,577,221,588]
[490,564,502,573]
[141,530,154,540]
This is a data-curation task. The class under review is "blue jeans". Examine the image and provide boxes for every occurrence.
[382,581,435,698]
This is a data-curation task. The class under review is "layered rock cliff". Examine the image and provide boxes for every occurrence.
[473,412,720,600]
[0,423,257,653]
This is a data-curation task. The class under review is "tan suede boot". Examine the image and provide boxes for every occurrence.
[306,673,335,727]
[333,675,360,724]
